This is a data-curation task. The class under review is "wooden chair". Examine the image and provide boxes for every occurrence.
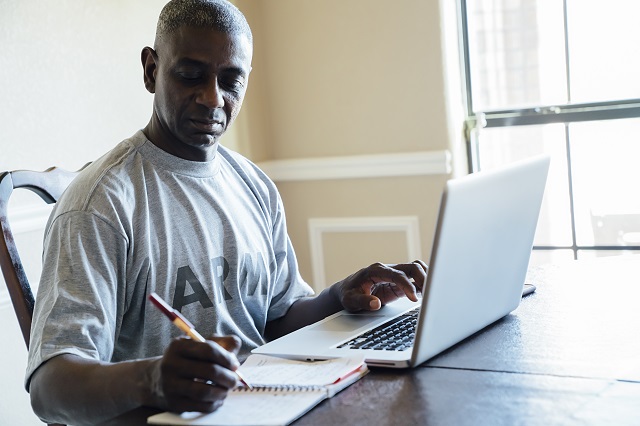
[0,165,89,347]
[0,164,88,426]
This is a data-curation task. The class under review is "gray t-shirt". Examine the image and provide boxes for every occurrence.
[26,130,313,387]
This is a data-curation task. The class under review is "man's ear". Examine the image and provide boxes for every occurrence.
[141,46,157,94]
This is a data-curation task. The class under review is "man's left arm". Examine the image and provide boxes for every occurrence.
[265,260,428,341]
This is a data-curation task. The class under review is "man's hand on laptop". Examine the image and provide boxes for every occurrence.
[337,260,428,312]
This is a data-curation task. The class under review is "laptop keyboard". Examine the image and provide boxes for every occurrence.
[337,308,420,351]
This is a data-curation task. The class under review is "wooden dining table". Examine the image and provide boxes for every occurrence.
[98,255,640,426]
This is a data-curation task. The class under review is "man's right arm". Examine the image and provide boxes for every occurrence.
[29,336,241,426]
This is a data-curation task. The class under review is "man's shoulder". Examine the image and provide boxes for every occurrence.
[58,132,145,211]
[218,144,273,186]
[217,144,251,167]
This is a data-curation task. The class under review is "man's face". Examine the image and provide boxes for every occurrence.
[143,27,252,161]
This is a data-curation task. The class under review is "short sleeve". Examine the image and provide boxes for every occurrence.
[264,192,314,321]
[25,210,127,389]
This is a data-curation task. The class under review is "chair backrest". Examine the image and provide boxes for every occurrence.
[0,164,89,348]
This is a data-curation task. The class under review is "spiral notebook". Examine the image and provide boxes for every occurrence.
[147,354,368,426]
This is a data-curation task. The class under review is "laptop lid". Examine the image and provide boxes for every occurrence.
[253,155,550,368]
[410,154,549,367]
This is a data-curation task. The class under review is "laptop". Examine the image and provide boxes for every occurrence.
[253,155,550,368]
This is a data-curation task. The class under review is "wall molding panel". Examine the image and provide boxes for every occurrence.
[257,150,451,182]
[308,216,422,290]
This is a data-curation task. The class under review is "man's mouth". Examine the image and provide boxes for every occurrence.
[191,119,224,134]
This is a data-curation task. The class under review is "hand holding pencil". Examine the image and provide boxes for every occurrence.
[149,293,251,400]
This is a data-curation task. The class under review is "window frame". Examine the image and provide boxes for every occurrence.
[458,0,640,258]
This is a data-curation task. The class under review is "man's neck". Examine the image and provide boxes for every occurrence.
[142,119,219,162]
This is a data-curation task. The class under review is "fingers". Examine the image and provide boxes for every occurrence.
[160,336,241,412]
[340,260,429,312]
[166,337,240,386]
[392,260,429,293]
[342,292,382,312]
[211,335,242,355]
[165,379,231,413]
[367,262,420,302]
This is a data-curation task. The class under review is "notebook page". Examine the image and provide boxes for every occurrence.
[239,354,365,387]
[147,388,326,426]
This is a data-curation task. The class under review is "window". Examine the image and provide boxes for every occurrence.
[460,0,640,265]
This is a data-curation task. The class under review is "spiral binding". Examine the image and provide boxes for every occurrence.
[235,385,325,393]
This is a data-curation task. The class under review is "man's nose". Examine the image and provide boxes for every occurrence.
[196,78,224,108]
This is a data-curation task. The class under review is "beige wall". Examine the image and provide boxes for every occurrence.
[237,0,451,159]
[236,0,462,288]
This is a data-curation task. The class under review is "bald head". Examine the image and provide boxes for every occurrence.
[155,0,252,47]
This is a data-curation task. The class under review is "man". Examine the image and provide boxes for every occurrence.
[26,1,428,424]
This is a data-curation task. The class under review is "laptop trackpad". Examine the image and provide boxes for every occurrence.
[309,313,386,332]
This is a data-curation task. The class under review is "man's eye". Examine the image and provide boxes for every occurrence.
[222,78,245,91]
[177,72,202,81]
